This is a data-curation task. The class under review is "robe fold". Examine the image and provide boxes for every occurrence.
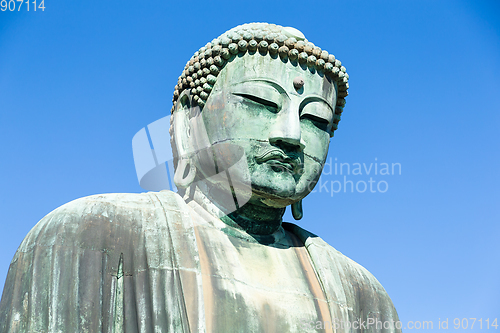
[0,191,400,332]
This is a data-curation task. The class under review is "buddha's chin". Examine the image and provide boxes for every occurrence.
[249,180,299,209]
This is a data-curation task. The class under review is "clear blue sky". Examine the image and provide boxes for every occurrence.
[1,0,499,330]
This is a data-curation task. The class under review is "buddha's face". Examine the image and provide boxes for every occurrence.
[195,54,337,208]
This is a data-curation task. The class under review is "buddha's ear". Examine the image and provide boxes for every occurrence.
[173,90,197,156]
[172,90,197,188]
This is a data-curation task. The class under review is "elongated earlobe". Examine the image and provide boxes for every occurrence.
[291,200,303,220]
[174,157,197,189]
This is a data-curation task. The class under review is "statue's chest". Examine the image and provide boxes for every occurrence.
[195,226,332,333]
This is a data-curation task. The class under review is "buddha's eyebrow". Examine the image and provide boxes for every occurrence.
[234,78,287,95]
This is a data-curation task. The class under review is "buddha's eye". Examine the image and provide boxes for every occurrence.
[301,113,329,125]
[233,93,279,112]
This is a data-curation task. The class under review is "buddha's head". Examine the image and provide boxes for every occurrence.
[170,23,349,219]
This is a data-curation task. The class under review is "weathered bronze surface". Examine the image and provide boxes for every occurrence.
[0,23,400,332]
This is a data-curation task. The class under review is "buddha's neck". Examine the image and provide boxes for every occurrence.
[182,182,285,235]
[221,204,285,235]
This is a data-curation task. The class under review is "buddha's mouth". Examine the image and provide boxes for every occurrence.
[255,148,299,173]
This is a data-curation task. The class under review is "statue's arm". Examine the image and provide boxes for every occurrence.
[287,223,402,333]
[327,247,403,333]
[0,194,154,333]
[0,191,197,333]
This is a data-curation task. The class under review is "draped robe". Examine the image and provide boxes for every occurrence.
[0,191,400,332]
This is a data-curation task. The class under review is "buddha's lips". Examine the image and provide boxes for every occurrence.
[255,149,299,172]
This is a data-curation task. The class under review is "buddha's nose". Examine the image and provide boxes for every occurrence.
[269,105,305,151]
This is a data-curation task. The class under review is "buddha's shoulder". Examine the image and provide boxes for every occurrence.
[284,222,396,307]
[42,190,185,222]
[17,191,187,252]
